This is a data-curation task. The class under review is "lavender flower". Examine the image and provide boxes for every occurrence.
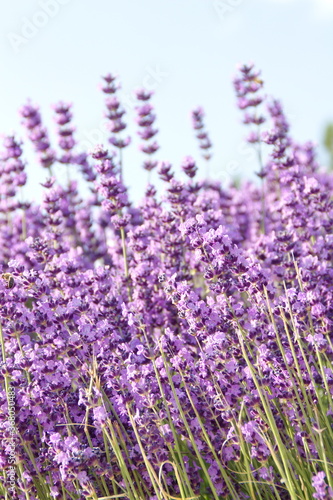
[312,472,333,500]
[191,106,213,165]
[19,102,56,172]
[52,101,76,164]
[135,89,159,174]
[101,73,131,181]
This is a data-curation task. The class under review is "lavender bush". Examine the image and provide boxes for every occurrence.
[0,64,333,500]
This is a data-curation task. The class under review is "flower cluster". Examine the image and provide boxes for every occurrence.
[0,64,332,500]
[135,88,159,173]
[52,101,76,165]
[191,106,213,161]
[101,74,131,151]
[19,102,56,171]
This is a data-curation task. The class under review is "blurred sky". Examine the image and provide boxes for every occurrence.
[0,0,333,202]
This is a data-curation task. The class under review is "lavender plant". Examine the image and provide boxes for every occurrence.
[0,64,332,500]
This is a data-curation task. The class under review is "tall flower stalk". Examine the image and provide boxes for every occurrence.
[135,88,159,181]
[191,106,213,178]
[100,74,131,182]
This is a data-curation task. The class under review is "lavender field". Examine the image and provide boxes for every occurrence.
[0,63,332,500]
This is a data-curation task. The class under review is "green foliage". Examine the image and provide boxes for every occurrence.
[323,123,333,169]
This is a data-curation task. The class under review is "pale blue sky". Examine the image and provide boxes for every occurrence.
[1,0,333,202]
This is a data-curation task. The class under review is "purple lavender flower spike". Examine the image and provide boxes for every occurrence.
[191,106,213,175]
